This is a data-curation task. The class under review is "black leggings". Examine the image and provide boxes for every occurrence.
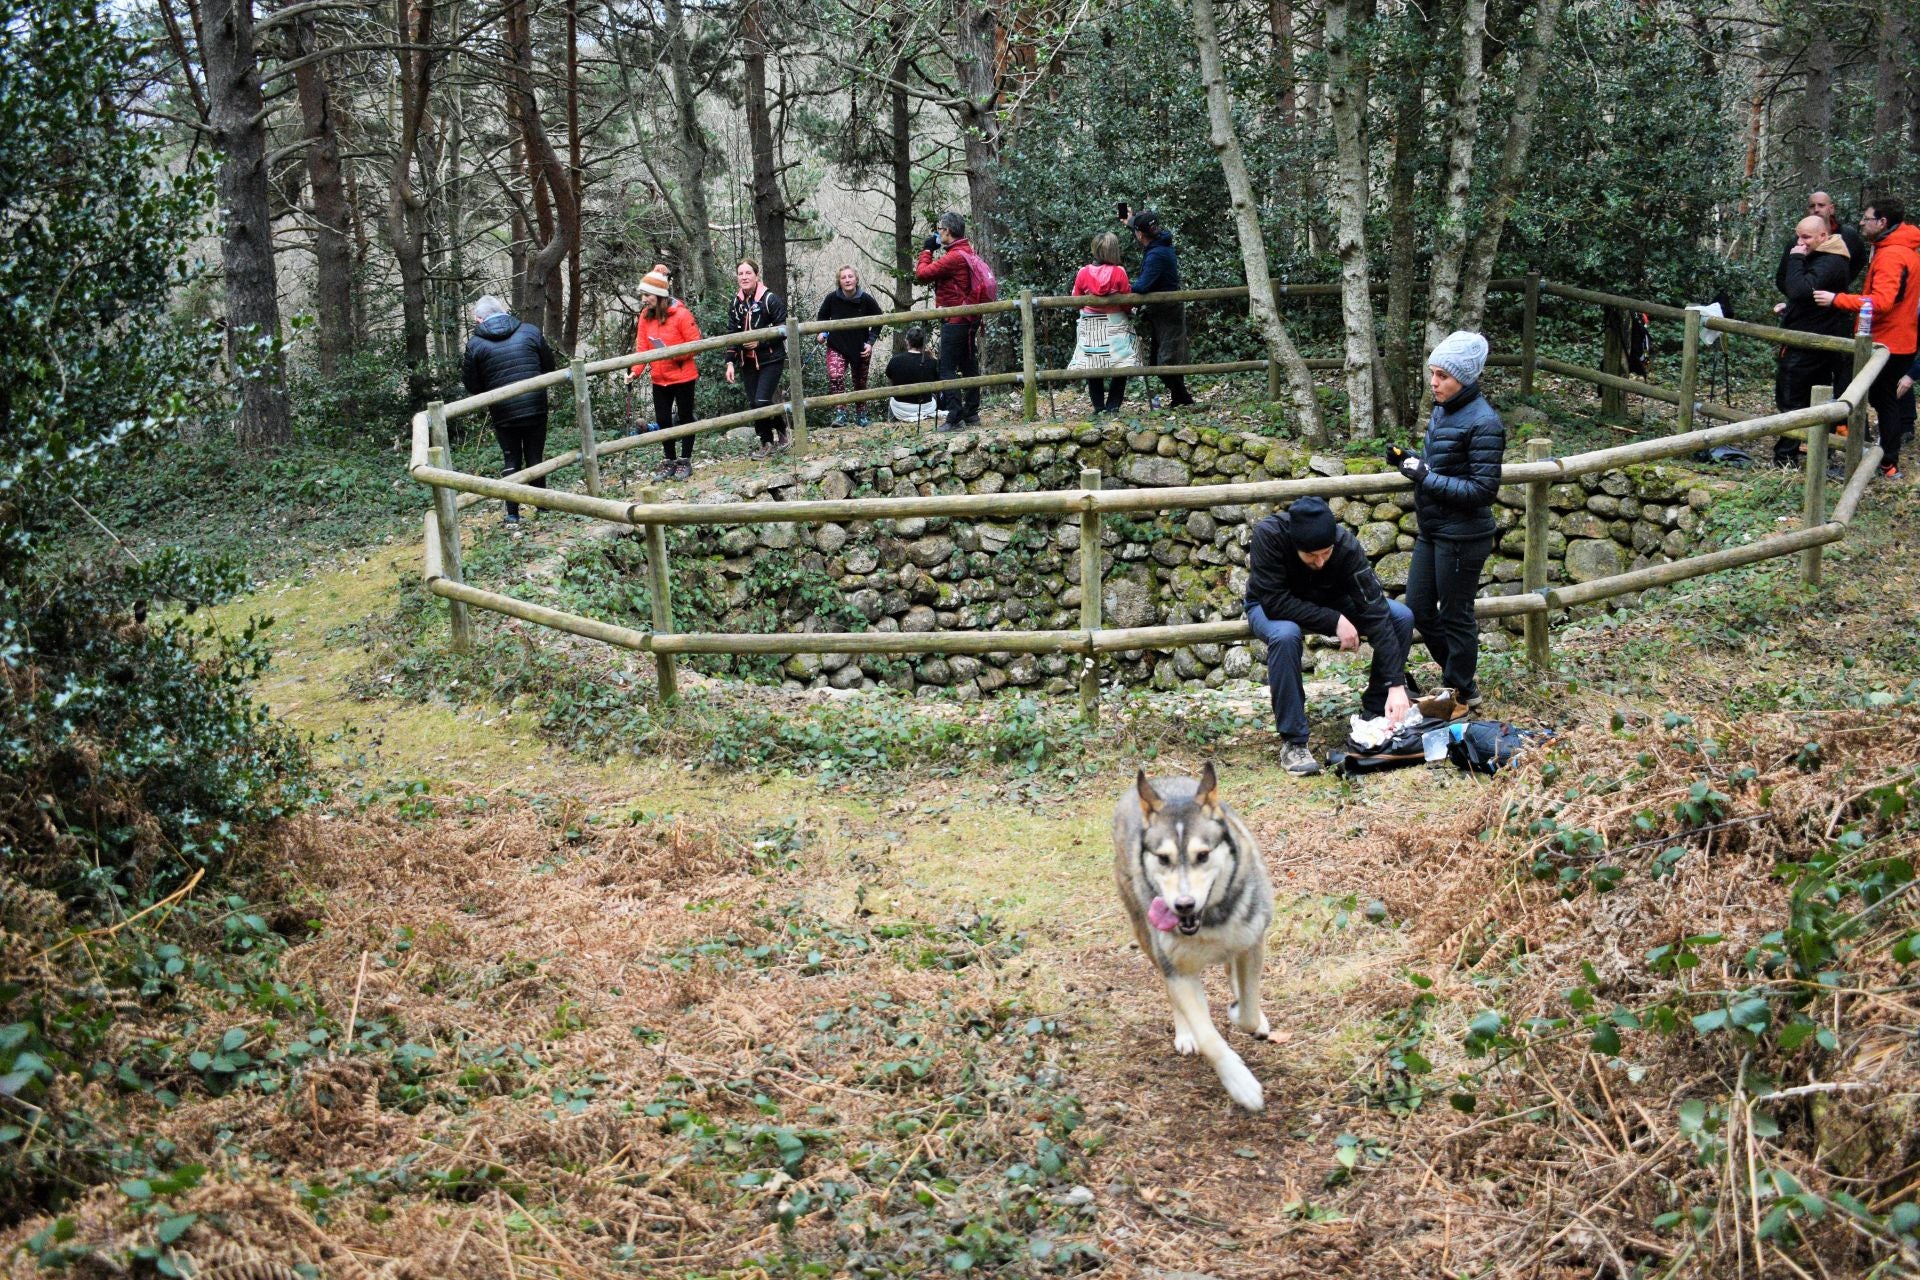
[744,358,787,444]
[1405,533,1494,699]
[1087,376,1127,412]
[492,412,548,517]
[653,381,696,460]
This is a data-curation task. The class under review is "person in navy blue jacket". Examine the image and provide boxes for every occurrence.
[1390,331,1506,710]
[462,295,557,527]
[1119,205,1197,409]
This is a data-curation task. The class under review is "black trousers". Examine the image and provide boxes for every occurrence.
[1773,350,1852,461]
[744,359,787,444]
[1086,376,1127,412]
[939,321,981,425]
[1405,533,1493,700]
[1144,303,1194,406]
[653,381,696,460]
[1867,350,1916,468]
[492,412,548,517]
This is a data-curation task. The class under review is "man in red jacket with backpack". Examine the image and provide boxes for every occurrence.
[1816,196,1920,478]
[915,211,988,432]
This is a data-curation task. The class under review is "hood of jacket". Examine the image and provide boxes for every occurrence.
[475,313,522,341]
[1813,233,1850,258]
[1149,229,1174,251]
[1875,221,1920,257]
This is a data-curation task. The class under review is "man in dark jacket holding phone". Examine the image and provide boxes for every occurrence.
[1245,497,1413,777]
[1771,214,1855,465]
[462,295,557,526]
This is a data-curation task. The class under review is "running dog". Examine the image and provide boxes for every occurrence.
[1112,763,1274,1111]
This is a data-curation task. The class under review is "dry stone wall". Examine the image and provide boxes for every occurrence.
[659,421,1719,697]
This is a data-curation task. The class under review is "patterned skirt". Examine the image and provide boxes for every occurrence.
[1067,310,1141,371]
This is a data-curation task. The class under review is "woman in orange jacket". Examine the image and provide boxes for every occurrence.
[630,264,703,479]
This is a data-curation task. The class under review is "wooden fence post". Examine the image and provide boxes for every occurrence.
[427,401,473,654]
[784,313,809,453]
[1522,437,1552,671]
[1019,288,1039,421]
[640,485,679,702]
[1078,467,1103,725]
[1677,308,1701,435]
[1267,277,1284,402]
[572,357,602,497]
[1520,270,1540,396]
[1846,332,1871,477]
[1600,309,1627,419]
[1804,387,1832,586]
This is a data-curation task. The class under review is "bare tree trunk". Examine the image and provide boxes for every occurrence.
[203,0,291,449]
[955,3,1004,267]
[1267,0,1296,124]
[1794,26,1832,196]
[1870,0,1908,183]
[507,0,578,341]
[292,10,353,378]
[389,0,434,404]
[891,46,915,309]
[564,0,582,350]
[664,0,721,298]
[742,0,788,289]
[1325,0,1378,438]
[1383,5,1430,426]
[1298,53,1327,255]
[1457,0,1565,331]
[1423,0,1487,354]
[1190,0,1321,443]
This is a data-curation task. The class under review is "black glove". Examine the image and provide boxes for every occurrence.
[1385,444,1410,468]
[1399,455,1430,483]
[923,235,940,252]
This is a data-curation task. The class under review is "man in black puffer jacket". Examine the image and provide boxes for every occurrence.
[1771,214,1854,465]
[1392,330,1505,711]
[462,295,557,526]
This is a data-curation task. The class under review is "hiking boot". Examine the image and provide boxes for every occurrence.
[677,459,694,479]
[965,414,982,427]
[751,440,775,460]
[937,419,966,433]
[1281,743,1321,776]
[1880,462,1904,479]
[1463,689,1484,709]
[774,431,793,453]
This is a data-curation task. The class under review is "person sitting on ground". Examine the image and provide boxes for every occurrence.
[1066,231,1138,416]
[1770,216,1854,466]
[1244,497,1413,778]
[815,265,883,427]
[630,263,702,480]
[1392,330,1505,714]
[723,258,791,458]
[461,294,556,530]
[885,325,941,423]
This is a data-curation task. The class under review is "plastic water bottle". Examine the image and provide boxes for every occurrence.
[1857,297,1874,338]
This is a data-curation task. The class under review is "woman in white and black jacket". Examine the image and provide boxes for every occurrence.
[1391,330,1506,711]
[724,258,790,457]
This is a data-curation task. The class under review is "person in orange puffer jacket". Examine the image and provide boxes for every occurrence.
[630,264,703,479]
[1816,197,1920,477]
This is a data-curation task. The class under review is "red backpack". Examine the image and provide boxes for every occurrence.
[958,250,999,305]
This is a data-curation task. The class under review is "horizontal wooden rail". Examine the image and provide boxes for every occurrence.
[1536,356,1745,423]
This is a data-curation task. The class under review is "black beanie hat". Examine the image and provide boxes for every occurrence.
[1288,497,1338,551]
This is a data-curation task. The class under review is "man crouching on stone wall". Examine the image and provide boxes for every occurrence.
[1244,497,1413,777]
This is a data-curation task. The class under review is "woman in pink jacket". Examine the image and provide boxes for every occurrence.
[1066,232,1138,415]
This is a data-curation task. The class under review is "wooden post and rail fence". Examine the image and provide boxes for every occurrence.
[408,274,1889,721]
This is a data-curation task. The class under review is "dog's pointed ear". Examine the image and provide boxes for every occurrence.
[1196,761,1220,816]
[1135,770,1162,820]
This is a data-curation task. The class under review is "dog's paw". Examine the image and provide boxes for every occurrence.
[1217,1057,1265,1112]
[1173,1030,1197,1056]
[1229,1001,1271,1039]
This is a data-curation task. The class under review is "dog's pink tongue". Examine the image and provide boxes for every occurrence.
[1148,897,1178,932]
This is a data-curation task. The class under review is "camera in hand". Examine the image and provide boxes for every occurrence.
[923,234,941,251]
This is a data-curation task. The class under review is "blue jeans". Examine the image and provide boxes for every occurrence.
[1245,599,1413,746]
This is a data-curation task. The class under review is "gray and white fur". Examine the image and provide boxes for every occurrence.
[1112,763,1275,1111]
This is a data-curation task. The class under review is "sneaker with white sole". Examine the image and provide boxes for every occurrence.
[1281,743,1321,776]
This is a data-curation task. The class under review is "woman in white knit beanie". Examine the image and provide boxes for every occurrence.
[1388,330,1506,712]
